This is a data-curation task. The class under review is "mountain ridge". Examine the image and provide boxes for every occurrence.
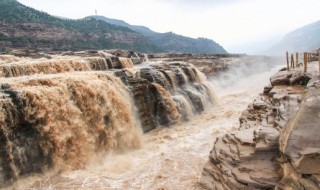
[267,20,320,54]
[89,15,228,54]
[0,0,227,53]
[0,0,161,52]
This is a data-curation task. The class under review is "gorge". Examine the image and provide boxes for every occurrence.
[0,49,299,189]
[0,50,220,188]
[0,48,319,190]
[1,0,320,189]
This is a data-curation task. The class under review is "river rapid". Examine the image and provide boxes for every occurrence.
[8,58,284,190]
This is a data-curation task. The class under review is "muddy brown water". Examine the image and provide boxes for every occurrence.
[7,64,282,190]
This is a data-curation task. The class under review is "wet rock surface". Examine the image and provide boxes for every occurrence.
[0,50,216,187]
[148,53,235,75]
[148,53,281,78]
[116,62,215,132]
[200,67,319,189]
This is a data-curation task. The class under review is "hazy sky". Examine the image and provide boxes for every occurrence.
[18,0,320,53]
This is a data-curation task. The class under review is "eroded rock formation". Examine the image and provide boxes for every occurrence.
[278,77,320,190]
[148,53,235,75]
[200,68,319,190]
[0,50,216,187]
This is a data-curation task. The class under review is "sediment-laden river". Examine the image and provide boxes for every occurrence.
[7,59,283,190]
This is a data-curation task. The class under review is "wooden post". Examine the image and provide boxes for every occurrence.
[309,53,311,62]
[318,50,320,75]
[296,53,299,68]
[304,52,308,73]
[286,51,289,71]
[291,54,294,68]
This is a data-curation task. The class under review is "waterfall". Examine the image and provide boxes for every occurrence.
[0,53,218,187]
[0,72,142,187]
[163,70,177,91]
[87,57,109,70]
[143,54,149,62]
[172,94,194,120]
[0,55,137,78]
[119,58,134,69]
[0,56,105,77]
[152,83,181,125]
[134,62,217,130]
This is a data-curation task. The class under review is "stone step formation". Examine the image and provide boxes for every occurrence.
[199,65,320,189]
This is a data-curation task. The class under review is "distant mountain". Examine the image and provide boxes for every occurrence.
[0,0,160,52]
[0,0,227,53]
[89,15,228,54]
[89,15,155,36]
[267,20,320,54]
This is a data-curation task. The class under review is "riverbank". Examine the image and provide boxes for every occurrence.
[0,50,284,189]
[200,61,320,189]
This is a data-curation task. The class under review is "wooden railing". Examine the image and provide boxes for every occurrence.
[286,50,320,74]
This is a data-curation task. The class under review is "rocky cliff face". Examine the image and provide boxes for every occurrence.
[0,50,217,187]
[200,66,320,189]
[278,77,320,189]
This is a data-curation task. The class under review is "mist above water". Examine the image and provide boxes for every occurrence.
[210,56,284,96]
[17,57,286,189]
[1,55,287,190]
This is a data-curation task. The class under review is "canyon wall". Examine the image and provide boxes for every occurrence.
[200,67,320,189]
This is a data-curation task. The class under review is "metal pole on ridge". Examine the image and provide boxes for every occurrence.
[318,50,320,75]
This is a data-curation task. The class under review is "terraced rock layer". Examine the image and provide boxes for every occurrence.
[200,67,320,189]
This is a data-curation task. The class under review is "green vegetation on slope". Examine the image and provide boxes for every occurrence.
[0,0,160,52]
[0,0,227,53]
[90,15,228,54]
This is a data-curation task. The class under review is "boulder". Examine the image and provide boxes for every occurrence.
[263,85,273,94]
[270,71,293,86]
[289,72,311,86]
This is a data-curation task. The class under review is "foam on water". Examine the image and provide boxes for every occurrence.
[3,56,284,189]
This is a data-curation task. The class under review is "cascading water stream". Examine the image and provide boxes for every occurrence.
[133,62,217,127]
[0,56,109,77]
[0,54,220,189]
[4,56,283,190]
[119,58,135,69]
[0,72,143,187]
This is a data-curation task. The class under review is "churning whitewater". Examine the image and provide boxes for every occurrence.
[29,71,279,189]
[0,52,282,189]
[0,51,219,189]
